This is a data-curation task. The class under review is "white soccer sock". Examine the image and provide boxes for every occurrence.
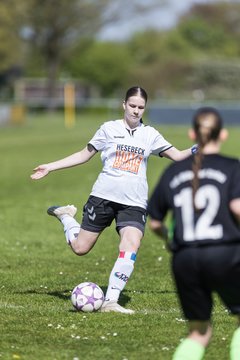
[105,251,136,302]
[59,215,80,245]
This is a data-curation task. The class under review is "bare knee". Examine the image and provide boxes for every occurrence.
[70,242,91,256]
[70,229,100,256]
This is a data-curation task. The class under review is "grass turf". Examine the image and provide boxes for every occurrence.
[0,111,239,359]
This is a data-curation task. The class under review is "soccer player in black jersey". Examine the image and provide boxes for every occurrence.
[148,107,240,360]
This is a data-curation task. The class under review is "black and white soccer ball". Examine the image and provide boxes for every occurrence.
[71,282,104,312]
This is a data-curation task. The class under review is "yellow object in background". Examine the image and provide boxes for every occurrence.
[10,104,26,125]
[64,83,76,128]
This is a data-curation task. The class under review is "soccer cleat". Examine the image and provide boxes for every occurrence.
[47,205,77,219]
[100,300,135,314]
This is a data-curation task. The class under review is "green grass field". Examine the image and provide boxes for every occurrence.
[0,111,240,360]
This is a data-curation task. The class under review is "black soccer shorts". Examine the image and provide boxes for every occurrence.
[81,195,147,234]
[172,243,240,321]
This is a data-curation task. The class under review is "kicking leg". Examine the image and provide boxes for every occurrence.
[47,205,100,255]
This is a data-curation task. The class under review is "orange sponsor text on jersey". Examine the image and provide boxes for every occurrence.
[113,149,144,174]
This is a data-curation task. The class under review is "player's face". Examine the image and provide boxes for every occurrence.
[123,96,146,128]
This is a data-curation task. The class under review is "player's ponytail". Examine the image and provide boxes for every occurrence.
[191,107,223,210]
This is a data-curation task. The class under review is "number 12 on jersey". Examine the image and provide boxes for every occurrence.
[174,185,223,242]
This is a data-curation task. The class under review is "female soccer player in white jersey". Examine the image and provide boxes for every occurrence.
[148,107,240,359]
[31,86,194,314]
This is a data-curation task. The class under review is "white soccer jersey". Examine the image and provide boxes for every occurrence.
[88,119,172,209]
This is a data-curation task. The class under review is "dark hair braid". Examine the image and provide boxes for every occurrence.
[191,107,223,210]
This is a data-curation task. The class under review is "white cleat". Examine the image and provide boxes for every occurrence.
[47,205,77,219]
[100,301,135,314]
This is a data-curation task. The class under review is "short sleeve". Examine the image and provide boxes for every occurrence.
[88,124,107,151]
[150,130,172,156]
[148,168,171,221]
[229,160,240,200]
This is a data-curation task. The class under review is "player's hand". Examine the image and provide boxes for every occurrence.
[30,165,51,180]
[160,224,169,241]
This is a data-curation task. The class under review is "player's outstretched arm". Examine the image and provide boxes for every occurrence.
[161,146,193,161]
[31,144,97,180]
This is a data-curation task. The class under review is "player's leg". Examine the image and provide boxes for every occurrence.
[101,205,145,314]
[70,228,101,255]
[212,244,240,360]
[47,205,80,244]
[230,317,240,360]
[47,204,101,254]
[188,321,212,346]
[173,321,211,360]
[47,196,112,255]
[172,247,213,359]
[101,226,142,314]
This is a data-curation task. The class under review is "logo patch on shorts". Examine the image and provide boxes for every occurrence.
[87,206,96,221]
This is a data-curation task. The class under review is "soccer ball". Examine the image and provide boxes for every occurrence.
[71,282,104,312]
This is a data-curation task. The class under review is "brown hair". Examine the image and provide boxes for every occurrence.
[192,107,223,210]
[125,86,148,104]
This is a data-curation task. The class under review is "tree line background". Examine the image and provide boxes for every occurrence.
[1,0,240,102]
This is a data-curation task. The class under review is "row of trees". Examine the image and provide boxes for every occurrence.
[1,1,240,101]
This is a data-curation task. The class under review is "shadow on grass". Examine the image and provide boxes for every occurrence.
[19,287,176,305]
[125,289,177,295]
[19,286,132,310]
[20,288,71,300]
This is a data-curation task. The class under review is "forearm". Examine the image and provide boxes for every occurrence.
[162,147,191,161]
[176,148,192,160]
[162,145,197,161]
[31,145,96,180]
[47,151,89,171]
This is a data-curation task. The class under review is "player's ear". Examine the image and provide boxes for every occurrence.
[123,101,126,110]
[220,128,228,142]
[188,128,196,141]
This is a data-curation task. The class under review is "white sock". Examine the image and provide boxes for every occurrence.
[59,215,80,245]
[105,251,136,302]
